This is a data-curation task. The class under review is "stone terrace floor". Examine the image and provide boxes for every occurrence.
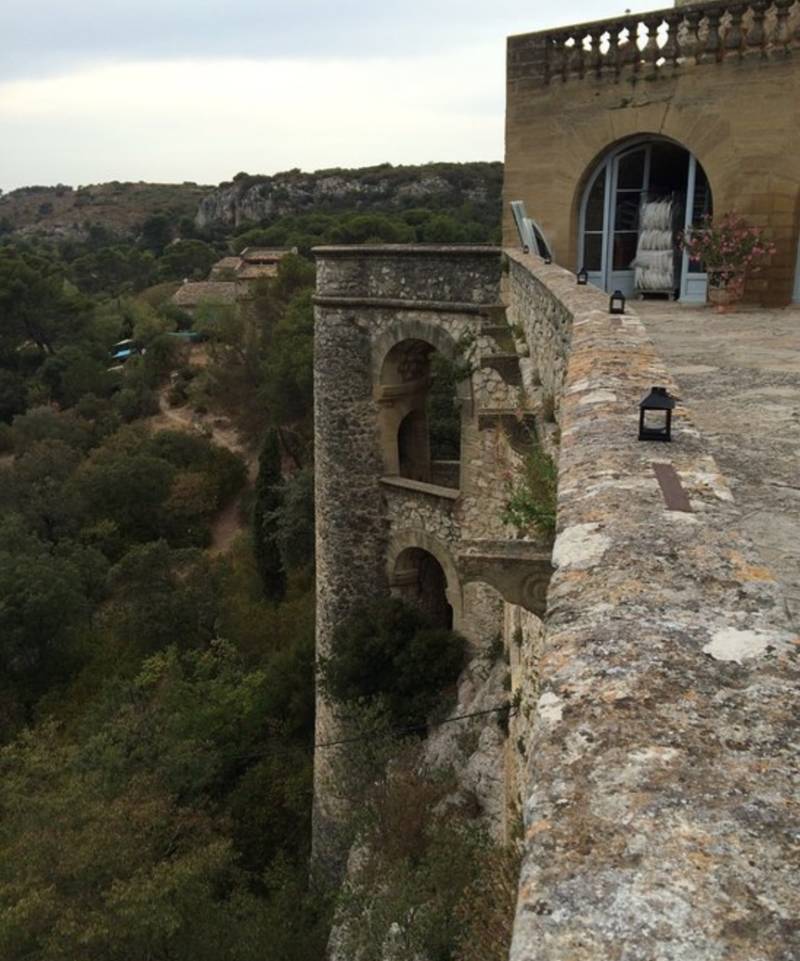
[639,301,800,628]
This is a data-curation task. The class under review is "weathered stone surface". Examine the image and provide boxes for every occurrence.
[506,250,799,961]
[639,301,800,627]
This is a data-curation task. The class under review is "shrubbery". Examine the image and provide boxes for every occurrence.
[321,597,466,728]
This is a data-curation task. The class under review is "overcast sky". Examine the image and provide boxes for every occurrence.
[0,0,654,191]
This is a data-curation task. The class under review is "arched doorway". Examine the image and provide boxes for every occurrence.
[392,547,454,630]
[378,338,462,488]
[578,136,712,302]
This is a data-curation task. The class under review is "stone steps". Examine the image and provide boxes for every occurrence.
[479,352,523,386]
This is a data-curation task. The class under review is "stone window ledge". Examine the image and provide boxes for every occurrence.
[379,476,460,501]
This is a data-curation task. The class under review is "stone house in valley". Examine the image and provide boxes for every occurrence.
[170,280,237,317]
[172,246,298,315]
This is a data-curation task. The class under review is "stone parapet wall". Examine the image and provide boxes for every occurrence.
[314,245,501,307]
[506,250,799,961]
[506,258,572,408]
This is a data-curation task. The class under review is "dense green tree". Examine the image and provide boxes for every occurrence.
[140,212,173,255]
[0,369,26,422]
[157,238,217,282]
[0,520,89,693]
[321,598,466,728]
[0,248,93,355]
[252,429,285,601]
[273,467,315,574]
[75,445,175,543]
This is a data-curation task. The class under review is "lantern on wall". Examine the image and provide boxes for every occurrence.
[639,386,676,442]
[609,290,626,314]
[576,267,588,285]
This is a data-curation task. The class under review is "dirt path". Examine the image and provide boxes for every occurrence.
[151,386,258,555]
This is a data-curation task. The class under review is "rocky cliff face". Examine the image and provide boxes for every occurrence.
[195,163,503,229]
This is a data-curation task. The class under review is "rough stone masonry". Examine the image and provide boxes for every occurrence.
[506,251,799,961]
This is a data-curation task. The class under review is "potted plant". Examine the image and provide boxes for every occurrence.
[680,213,775,312]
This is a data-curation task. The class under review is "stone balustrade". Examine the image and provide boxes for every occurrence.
[509,0,800,85]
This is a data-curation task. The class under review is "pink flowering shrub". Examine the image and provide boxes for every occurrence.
[680,213,776,289]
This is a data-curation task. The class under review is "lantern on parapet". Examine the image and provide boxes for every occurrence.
[609,290,626,314]
[576,267,588,285]
[544,254,552,265]
[639,386,676,442]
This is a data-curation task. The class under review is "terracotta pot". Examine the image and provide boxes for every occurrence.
[707,275,744,313]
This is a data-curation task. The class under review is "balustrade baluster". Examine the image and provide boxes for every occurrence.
[611,24,626,79]
[725,4,746,56]
[683,10,702,62]
[552,33,568,82]
[574,35,587,78]
[588,30,603,78]
[662,13,681,66]
[628,22,642,75]
[700,8,723,62]
[644,18,662,69]
[745,0,768,56]
[773,0,792,51]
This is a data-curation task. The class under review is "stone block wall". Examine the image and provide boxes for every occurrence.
[506,250,799,960]
[506,258,572,408]
[313,245,507,872]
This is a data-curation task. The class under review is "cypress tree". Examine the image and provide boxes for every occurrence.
[253,428,286,600]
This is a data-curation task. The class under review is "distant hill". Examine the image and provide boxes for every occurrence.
[0,181,211,241]
[0,163,504,243]
[195,162,503,230]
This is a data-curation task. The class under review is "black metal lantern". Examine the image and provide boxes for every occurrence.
[639,386,676,442]
[544,254,552,265]
[577,267,588,285]
[609,289,626,314]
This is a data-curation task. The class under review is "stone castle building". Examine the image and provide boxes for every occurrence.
[313,2,800,958]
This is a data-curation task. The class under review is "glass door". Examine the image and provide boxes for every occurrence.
[679,155,712,303]
[607,145,648,298]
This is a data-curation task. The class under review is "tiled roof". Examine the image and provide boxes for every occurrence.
[236,263,279,280]
[240,246,296,264]
[171,281,237,307]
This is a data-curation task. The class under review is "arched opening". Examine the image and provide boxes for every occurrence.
[378,338,462,489]
[392,547,453,630]
[578,135,712,302]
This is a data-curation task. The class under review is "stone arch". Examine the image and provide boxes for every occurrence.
[373,319,472,484]
[387,529,463,629]
[570,131,713,231]
[573,132,713,300]
[371,318,472,405]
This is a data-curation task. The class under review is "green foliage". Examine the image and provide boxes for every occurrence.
[156,238,217,281]
[501,437,558,538]
[140,211,173,254]
[253,429,286,601]
[321,598,466,728]
[331,742,519,961]
[273,467,315,573]
[0,635,328,961]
